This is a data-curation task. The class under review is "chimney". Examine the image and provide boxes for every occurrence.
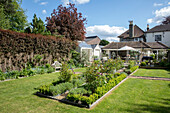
[129,20,134,38]
[147,24,149,31]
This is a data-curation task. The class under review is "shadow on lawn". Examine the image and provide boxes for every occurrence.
[121,97,170,113]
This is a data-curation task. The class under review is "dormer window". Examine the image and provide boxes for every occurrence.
[155,35,162,41]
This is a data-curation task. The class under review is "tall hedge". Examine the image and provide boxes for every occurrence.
[0,29,77,72]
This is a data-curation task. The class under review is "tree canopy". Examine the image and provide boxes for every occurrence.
[0,0,27,31]
[99,39,110,46]
[46,3,86,41]
[25,14,51,36]
[162,16,170,25]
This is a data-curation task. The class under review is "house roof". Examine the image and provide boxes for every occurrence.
[102,41,169,50]
[85,36,101,45]
[146,24,170,33]
[78,41,92,49]
[118,25,144,38]
[146,42,169,49]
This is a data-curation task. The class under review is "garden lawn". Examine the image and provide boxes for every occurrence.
[0,72,170,112]
[133,69,170,78]
[73,68,87,73]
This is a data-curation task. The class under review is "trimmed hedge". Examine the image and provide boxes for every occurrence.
[130,66,139,72]
[0,29,77,72]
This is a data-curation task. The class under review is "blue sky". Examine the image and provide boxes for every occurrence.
[22,0,170,42]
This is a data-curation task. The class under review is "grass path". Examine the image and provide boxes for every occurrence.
[133,69,170,78]
[0,68,169,113]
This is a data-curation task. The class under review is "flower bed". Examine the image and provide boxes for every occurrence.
[0,64,55,81]
[35,59,138,108]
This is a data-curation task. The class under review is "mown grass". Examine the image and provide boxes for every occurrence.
[0,69,169,113]
[133,69,170,78]
[73,68,87,73]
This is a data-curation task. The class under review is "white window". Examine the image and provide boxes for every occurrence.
[155,35,162,41]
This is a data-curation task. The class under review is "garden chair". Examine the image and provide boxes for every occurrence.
[52,61,62,70]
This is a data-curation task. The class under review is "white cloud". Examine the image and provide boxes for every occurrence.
[168,2,170,5]
[153,3,163,7]
[72,0,90,4]
[62,0,70,6]
[147,6,170,24]
[42,9,47,14]
[86,25,127,42]
[40,2,48,5]
[62,0,90,6]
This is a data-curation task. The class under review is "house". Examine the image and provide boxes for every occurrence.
[118,21,146,42]
[102,41,169,60]
[85,36,102,60]
[145,24,170,47]
[77,36,101,61]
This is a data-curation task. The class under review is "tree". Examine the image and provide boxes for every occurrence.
[25,14,51,35]
[162,16,170,25]
[46,3,86,41]
[0,7,10,29]
[99,39,109,46]
[0,0,27,31]
[31,14,45,34]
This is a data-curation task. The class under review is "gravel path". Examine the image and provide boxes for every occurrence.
[129,76,170,81]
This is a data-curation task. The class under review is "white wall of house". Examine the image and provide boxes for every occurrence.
[146,31,170,47]
[93,44,101,59]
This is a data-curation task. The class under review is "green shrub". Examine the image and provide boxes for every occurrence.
[45,64,51,68]
[127,60,135,69]
[47,67,55,73]
[140,62,146,66]
[124,69,132,74]
[37,83,53,95]
[71,79,84,87]
[130,66,139,72]
[114,72,120,78]
[69,88,88,95]
[49,82,73,96]
[59,63,73,82]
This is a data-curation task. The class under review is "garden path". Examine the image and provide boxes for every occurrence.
[129,76,170,81]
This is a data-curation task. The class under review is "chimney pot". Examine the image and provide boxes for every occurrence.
[129,21,134,38]
[147,24,149,31]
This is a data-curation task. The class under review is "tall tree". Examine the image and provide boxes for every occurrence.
[46,3,86,41]
[25,14,51,35]
[99,39,110,46]
[31,14,45,34]
[162,16,170,25]
[0,0,27,31]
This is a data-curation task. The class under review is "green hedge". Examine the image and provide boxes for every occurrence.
[130,66,139,72]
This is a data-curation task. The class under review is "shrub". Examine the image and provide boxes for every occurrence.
[130,66,139,72]
[114,72,120,78]
[45,64,51,68]
[59,63,73,82]
[124,69,132,75]
[47,67,55,73]
[49,82,73,96]
[69,88,88,95]
[140,62,146,66]
[71,79,84,87]
[127,60,135,69]
[37,83,53,95]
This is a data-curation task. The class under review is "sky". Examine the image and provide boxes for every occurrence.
[22,0,170,42]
